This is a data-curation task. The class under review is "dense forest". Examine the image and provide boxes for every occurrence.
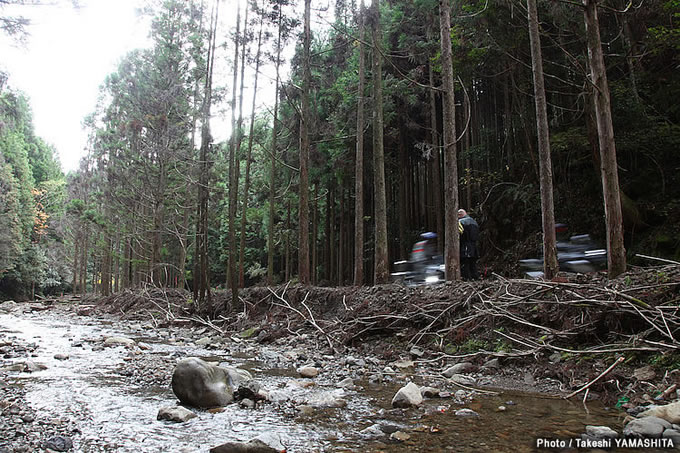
[1,0,679,302]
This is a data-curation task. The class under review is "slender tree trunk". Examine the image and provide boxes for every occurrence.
[239,4,264,288]
[353,0,367,285]
[439,0,461,281]
[398,124,408,259]
[338,187,345,285]
[285,199,291,282]
[227,1,242,307]
[194,0,218,307]
[429,64,444,251]
[583,0,626,277]
[268,4,283,285]
[371,0,389,284]
[503,71,514,174]
[72,230,80,293]
[527,0,558,279]
[463,86,473,211]
[325,187,332,282]
[312,182,319,284]
[298,0,311,285]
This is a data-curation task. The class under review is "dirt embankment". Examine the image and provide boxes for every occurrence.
[90,265,680,406]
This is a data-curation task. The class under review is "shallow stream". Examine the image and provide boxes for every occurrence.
[0,309,654,452]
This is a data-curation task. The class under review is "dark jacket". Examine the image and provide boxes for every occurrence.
[459,215,479,258]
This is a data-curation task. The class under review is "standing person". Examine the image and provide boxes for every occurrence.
[458,209,480,280]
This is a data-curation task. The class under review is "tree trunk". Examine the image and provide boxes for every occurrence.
[72,230,80,293]
[194,0,218,307]
[298,0,311,285]
[353,0,367,286]
[583,0,626,277]
[429,63,444,251]
[312,182,319,284]
[239,5,264,288]
[371,0,389,284]
[527,0,558,279]
[227,1,242,307]
[439,0,461,281]
[268,4,283,285]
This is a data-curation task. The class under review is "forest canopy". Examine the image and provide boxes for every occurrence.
[1,0,679,301]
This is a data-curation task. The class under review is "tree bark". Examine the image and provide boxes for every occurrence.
[583,0,626,277]
[268,3,283,285]
[429,63,444,252]
[298,0,311,285]
[227,1,242,307]
[194,0,218,307]
[527,0,558,279]
[439,0,461,281]
[239,3,264,288]
[353,0,367,286]
[371,0,389,284]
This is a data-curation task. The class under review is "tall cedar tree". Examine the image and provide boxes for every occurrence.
[299,0,311,285]
[527,0,558,279]
[353,0,367,286]
[583,0,626,277]
[371,0,389,284]
[439,0,461,281]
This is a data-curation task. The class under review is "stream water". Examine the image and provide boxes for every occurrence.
[0,309,659,452]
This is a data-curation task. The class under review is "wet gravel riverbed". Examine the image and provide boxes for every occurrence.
[0,300,646,452]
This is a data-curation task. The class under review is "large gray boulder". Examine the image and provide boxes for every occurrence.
[171,358,235,408]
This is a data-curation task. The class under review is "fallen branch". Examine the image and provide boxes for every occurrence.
[564,356,625,399]
[635,254,680,265]
[268,288,340,353]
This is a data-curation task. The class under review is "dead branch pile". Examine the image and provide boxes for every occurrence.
[91,265,679,359]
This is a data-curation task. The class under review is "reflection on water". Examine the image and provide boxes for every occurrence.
[0,312,639,452]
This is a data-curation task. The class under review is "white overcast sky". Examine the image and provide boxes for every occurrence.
[1,0,152,172]
[1,0,333,173]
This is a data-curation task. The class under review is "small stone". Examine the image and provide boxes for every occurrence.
[420,386,440,398]
[297,405,314,416]
[45,436,73,452]
[336,377,355,389]
[195,336,212,346]
[157,406,197,423]
[455,408,480,417]
[297,366,319,378]
[442,362,473,377]
[548,352,562,363]
[449,374,476,386]
[482,358,500,369]
[390,431,411,441]
[392,382,423,408]
[585,425,618,439]
[54,354,69,360]
[104,337,136,347]
[239,398,255,409]
[392,359,415,370]
[497,406,506,412]
[633,365,656,381]
[623,416,670,438]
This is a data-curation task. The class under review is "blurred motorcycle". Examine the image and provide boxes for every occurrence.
[391,232,446,286]
[519,228,607,278]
